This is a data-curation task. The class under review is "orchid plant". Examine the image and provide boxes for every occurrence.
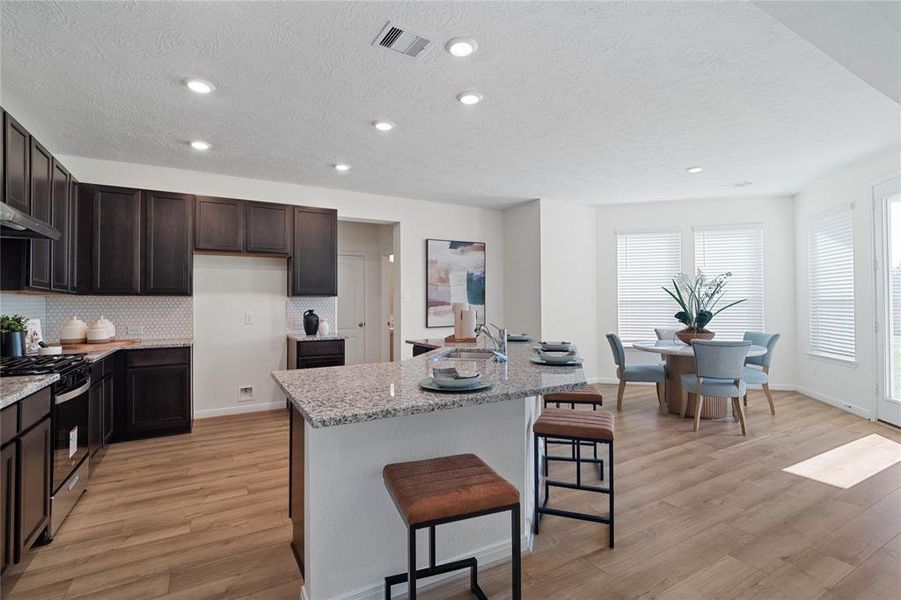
[662,271,746,332]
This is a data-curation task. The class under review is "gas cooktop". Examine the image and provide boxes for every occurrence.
[0,354,86,376]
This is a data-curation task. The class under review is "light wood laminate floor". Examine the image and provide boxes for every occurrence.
[3,387,900,599]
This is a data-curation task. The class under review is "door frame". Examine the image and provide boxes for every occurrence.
[873,175,901,426]
[338,252,367,364]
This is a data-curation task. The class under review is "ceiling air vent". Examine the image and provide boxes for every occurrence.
[373,22,430,57]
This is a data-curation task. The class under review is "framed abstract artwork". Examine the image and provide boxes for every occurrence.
[426,239,486,328]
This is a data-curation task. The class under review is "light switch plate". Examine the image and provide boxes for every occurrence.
[244,312,254,325]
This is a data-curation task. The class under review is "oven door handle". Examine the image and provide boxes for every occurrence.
[54,378,91,405]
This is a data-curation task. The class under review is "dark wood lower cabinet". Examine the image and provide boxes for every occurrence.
[17,417,50,557]
[0,443,15,575]
[102,376,114,444]
[118,348,192,440]
[88,381,102,459]
[289,405,304,577]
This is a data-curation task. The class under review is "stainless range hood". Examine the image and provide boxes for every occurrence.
[0,202,60,240]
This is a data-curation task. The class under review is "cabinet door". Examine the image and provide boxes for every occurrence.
[292,206,337,296]
[50,160,70,292]
[246,201,291,254]
[102,376,114,445]
[92,186,141,294]
[28,139,52,290]
[17,418,50,555]
[126,365,190,437]
[144,191,193,294]
[68,178,79,292]
[1,443,15,574]
[194,196,244,252]
[88,382,102,458]
[3,113,29,214]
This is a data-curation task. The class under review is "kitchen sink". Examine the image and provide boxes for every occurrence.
[440,349,498,361]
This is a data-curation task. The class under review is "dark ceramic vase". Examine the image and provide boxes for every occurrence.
[0,331,25,357]
[303,310,320,336]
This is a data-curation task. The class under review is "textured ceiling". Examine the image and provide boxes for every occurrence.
[1,1,898,208]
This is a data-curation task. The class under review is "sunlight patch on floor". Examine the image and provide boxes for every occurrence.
[783,433,901,489]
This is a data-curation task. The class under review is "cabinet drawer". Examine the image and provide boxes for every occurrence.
[126,347,189,368]
[89,356,112,382]
[297,340,344,358]
[0,405,17,446]
[19,387,51,433]
[298,355,344,369]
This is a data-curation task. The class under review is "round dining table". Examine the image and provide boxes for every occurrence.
[631,340,767,419]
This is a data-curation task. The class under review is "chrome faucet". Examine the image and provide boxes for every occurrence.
[475,323,508,360]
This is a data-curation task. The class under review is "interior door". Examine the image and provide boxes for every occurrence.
[875,176,901,427]
[338,254,366,365]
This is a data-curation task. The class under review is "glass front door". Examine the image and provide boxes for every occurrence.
[876,176,901,426]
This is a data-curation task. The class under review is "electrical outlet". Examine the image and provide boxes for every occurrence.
[238,386,254,402]
[127,325,144,337]
[244,312,254,325]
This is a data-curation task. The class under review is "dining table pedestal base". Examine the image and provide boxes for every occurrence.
[664,355,730,420]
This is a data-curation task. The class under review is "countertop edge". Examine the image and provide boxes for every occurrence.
[0,374,60,409]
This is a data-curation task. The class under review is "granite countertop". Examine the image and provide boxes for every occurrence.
[287,333,346,343]
[272,339,585,429]
[1,374,59,410]
[57,338,194,363]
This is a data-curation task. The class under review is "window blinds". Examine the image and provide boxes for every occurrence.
[616,230,682,341]
[808,207,856,362]
[694,225,765,340]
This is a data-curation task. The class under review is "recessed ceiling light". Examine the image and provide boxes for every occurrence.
[334,163,351,172]
[185,79,215,94]
[446,38,478,57]
[373,120,395,132]
[456,91,483,105]
[190,140,211,151]
[686,166,703,174]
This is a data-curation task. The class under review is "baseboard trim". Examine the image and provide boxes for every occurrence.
[193,401,285,419]
[794,385,873,420]
[317,534,529,600]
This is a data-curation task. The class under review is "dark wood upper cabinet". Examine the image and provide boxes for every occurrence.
[3,113,30,214]
[144,191,193,295]
[292,206,337,296]
[68,178,80,293]
[28,139,52,290]
[194,196,243,252]
[245,201,291,254]
[91,185,141,294]
[17,417,50,556]
[50,160,70,292]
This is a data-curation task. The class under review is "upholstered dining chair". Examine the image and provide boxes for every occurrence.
[605,333,666,411]
[742,332,781,415]
[681,340,752,435]
[654,327,681,341]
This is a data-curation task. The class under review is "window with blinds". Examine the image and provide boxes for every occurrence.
[694,225,765,340]
[808,207,855,362]
[617,230,682,341]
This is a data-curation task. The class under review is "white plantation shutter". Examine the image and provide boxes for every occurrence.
[617,230,682,341]
[809,207,855,361]
[694,225,765,340]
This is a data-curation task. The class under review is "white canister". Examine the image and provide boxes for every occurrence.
[60,316,88,344]
[318,319,331,337]
[460,310,477,339]
[452,302,470,339]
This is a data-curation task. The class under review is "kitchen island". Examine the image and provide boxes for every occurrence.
[271,339,586,600]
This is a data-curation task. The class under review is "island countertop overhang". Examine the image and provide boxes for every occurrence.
[271,340,587,428]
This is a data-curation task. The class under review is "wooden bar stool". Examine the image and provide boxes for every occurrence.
[382,454,521,599]
[533,408,615,548]
[542,384,605,479]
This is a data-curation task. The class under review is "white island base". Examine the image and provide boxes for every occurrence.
[293,396,541,600]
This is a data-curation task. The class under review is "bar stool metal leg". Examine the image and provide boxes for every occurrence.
[511,503,521,599]
[407,526,417,599]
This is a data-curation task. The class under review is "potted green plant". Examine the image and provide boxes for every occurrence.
[662,271,746,344]
[0,314,29,357]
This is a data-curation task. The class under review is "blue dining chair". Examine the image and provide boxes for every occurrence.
[681,340,751,435]
[742,332,781,415]
[606,333,666,411]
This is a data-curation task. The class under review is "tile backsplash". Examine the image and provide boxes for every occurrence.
[287,297,337,333]
[0,294,48,322]
[46,296,194,341]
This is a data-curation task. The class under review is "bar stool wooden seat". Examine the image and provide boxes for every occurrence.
[383,453,521,599]
[542,384,605,479]
[533,408,615,547]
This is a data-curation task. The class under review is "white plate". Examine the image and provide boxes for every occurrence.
[537,341,573,352]
[530,356,583,367]
[419,378,492,392]
[431,375,484,389]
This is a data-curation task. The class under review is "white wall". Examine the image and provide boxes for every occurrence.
[594,195,798,386]
[794,146,901,418]
[337,220,394,363]
[57,156,506,359]
[192,254,288,417]
[502,200,542,339]
[540,199,599,381]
